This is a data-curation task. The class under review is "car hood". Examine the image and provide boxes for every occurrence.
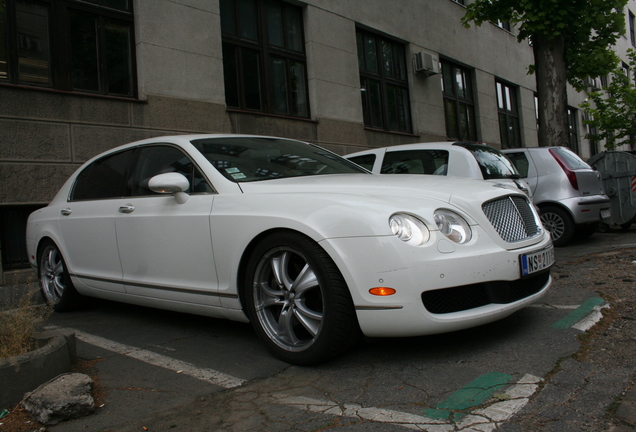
[237,173,523,205]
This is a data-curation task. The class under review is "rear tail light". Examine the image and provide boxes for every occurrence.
[549,148,579,190]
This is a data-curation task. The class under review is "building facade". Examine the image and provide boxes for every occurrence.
[0,0,634,283]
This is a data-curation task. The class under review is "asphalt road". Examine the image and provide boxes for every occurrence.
[14,226,636,431]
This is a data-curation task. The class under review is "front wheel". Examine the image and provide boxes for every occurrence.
[243,232,361,365]
[38,240,82,312]
[540,206,574,247]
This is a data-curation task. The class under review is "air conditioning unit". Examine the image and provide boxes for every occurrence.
[413,51,440,76]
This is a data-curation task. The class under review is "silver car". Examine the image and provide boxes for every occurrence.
[502,147,611,246]
[345,142,533,198]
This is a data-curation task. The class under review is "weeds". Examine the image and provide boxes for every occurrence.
[0,289,51,360]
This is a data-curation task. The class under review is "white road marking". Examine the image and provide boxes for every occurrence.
[529,304,579,309]
[572,303,610,331]
[273,374,541,431]
[51,327,245,389]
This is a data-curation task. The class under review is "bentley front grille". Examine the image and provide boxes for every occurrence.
[482,196,540,243]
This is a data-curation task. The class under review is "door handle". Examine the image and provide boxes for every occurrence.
[118,205,135,214]
[61,208,72,216]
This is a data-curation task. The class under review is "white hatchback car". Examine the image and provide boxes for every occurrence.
[27,135,553,364]
[345,142,533,199]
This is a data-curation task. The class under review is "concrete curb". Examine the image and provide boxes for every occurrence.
[0,329,76,409]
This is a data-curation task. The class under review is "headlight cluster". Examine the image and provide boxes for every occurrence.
[389,214,430,246]
[434,209,472,244]
[389,210,472,246]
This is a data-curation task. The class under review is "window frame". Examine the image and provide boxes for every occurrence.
[496,79,522,148]
[630,10,636,47]
[0,0,137,98]
[441,59,477,141]
[356,27,412,134]
[220,0,310,119]
[567,106,579,154]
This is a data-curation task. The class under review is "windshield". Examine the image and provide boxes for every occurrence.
[191,137,367,182]
[455,143,520,180]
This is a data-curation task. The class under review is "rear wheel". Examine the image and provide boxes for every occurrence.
[244,232,361,365]
[38,240,82,311]
[540,206,574,247]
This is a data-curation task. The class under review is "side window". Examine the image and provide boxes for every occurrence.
[504,152,529,178]
[71,149,134,201]
[130,146,212,196]
[381,150,449,175]
[347,154,376,171]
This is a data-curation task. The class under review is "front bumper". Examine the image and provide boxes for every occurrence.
[321,228,552,338]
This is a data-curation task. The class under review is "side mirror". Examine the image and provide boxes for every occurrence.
[148,173,190,204]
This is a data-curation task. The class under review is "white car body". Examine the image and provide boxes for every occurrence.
[27,135,553,364]
[346,141,533,199]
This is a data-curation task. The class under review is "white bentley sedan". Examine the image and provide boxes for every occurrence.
[26,135,554,364]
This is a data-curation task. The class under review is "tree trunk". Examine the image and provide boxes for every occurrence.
[533,34,569,147]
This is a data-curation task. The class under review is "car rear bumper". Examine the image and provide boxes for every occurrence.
[562,194,611,224]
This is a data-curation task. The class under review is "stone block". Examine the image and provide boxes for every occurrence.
[0,120,71,161]
[131,95,231,133]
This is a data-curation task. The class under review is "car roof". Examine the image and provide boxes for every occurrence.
[346,141,501,156]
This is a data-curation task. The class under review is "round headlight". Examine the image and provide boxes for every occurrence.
[389,214,430,246]
[434,210,472,244]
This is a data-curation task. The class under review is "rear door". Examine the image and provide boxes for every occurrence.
[503,150,539,193]
[59,149,134,293]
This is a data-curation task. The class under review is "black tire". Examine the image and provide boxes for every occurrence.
[621,222,632,230]
[597,222,610,233]
[243,232,361,365]
[540,205,574,247]
[37,240,82,312]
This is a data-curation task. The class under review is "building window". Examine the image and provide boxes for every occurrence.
[441,60,477,141]
[496,80,522,148]
[496,20,511,31]
[356,28,412,133]
[567,107,579,153]
[0,0,136,97]
[220,0,309,118]
[584,111,599,156]
[630,11,635,47]
[0,205,45,270]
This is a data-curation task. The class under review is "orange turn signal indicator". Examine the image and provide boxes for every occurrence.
[369,287,397,296]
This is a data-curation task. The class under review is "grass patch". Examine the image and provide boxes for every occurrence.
[0,288,51,360]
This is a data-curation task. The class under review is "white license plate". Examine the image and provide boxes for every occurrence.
[520,245,555,276]
[601,209,611,219]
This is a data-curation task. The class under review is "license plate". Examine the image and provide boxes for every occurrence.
[601,209,611,219]
[520,245,555,276]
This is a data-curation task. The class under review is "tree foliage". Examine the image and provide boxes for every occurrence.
[580,50,636,150]
[461,0,627,88]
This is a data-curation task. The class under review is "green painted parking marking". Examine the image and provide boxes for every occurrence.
[423,372,513,420]
[551,296,606,329]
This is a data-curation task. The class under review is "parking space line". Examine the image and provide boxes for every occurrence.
[54,327,245,389]
[423,372,512,420]
[551,297,607,330]
[273,374,541,431]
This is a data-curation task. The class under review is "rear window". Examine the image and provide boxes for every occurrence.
[504,152,530,177]
[550,147,591,170]
[455,143,520,180]
[348,154,376,171]
[380,150,449,175]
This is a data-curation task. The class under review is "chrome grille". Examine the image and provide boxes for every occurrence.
[482,196,540,243]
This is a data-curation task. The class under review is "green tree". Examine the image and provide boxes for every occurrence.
[580,50,636,150]
[462,0,627,148]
